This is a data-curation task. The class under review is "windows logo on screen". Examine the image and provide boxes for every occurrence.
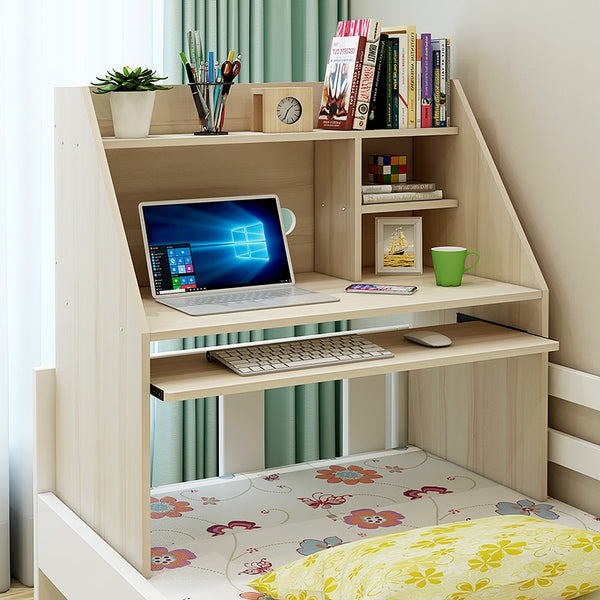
[231,222,269,260]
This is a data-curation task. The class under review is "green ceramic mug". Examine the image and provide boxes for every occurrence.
[431,246,480,286]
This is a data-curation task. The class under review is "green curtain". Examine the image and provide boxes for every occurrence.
[151,321,348,486]
[164,0,348,84]
[153,0,349,487]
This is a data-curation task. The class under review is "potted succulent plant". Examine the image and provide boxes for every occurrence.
[92,66,171,138]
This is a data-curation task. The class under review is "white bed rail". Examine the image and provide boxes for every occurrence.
[548,362,600,482]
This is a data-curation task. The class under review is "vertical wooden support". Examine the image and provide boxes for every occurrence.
[219,391,265,474]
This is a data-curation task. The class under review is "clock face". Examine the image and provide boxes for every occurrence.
[276,96,302,124]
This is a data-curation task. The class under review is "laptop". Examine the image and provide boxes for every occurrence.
[139,195,340,316]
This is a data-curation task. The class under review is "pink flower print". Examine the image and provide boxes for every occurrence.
[150,496,193,519]
[206,520,260,536]
[403,486,452,500]
[150,547,196,571]
[343,508,405,529]
[316,464,383,485]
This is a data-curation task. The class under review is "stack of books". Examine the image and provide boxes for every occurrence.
[318,19,451,131]
[361,181,442,205]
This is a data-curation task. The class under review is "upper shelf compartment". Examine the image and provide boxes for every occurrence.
[92,82,458,147]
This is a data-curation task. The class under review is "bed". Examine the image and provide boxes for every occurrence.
[149,446,600,599]
[36,363,600,600]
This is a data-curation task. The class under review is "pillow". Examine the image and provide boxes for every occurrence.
[250,515,600,600]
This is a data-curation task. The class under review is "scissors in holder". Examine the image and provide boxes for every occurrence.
[215,57,241,128]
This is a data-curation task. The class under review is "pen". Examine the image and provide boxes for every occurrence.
[179,52,210,129]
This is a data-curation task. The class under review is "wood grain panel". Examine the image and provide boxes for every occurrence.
[408,353,548,500]
[414,81,548,336]
[54,88,150,576]
[106,141,315,285]
[314,139,360,280]
[91,82,325,137]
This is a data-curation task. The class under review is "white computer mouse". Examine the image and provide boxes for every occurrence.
[403,330,452,348]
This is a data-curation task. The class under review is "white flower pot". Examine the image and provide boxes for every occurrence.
[109,91,156,138]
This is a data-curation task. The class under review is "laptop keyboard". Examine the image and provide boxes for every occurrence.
[206,334,394,376]
[170,286,313,307]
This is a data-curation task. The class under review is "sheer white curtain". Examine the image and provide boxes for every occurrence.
[0,0,159,588]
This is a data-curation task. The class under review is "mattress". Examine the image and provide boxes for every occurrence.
[150,446,600,599]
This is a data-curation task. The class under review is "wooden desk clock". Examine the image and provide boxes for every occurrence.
[251,87,313,133]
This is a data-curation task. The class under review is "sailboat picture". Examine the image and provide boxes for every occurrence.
[376,217,423,274]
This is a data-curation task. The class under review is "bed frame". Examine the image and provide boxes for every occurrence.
[35,362,600,599]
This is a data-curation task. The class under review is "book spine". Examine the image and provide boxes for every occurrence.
[361,181,436,193]
[406,26,417,128]
[367,32,388,129]
[385,37,394,128]
[445,39,451,126]
[318,35,366,130]
[438,38,447,126]
[416,37,422,128]
[362,190,443,204]
[432,41,441,127]
[353,35,380,129]
[392,36,400,128]
[396,33,407,128]
[421,33,432,128]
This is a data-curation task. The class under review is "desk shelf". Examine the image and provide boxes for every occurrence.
[142,269,542,341]
[150,320,558,402]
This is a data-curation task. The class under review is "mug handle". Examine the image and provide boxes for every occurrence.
[463,250,480,272]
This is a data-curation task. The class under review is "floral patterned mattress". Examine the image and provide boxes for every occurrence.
[149,446,600,600]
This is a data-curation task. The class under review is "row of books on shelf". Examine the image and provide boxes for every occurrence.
[318,18,451,131]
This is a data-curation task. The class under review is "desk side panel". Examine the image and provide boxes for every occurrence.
[415,80,548,336]
[409,353,548,500]
[54,87,150,576]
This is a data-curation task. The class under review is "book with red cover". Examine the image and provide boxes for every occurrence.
[336,19,382,130]
[318,35,367,130]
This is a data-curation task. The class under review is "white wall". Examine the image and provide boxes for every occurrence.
[350,0,600,376]
[350,0,600,511]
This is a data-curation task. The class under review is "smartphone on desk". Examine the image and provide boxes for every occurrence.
[345,283,418,295]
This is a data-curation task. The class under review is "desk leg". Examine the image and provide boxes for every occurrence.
[343,374,404,456]
[219,391,264,475]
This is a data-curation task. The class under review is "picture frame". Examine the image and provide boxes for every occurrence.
[375,217,423,275]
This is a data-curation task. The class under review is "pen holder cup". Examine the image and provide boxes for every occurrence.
[187,82,233,135]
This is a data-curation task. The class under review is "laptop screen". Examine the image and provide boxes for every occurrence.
[139,195,294,296]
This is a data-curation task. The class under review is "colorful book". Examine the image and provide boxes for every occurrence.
[336,19,382,130]
[382,26,417,128]
[420,33,432,128]
[389,33,408,128]
[432,42,441,127]
[416,36,422,128]
[362,189,443,204]
[391,35,400,128]
[406,26,417,127]
[366,32,388,129]
[445,38,451,126]
[318,35,366,131]
[385,37,394,128]
[432,38,447,127]
[361,181,436,194]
